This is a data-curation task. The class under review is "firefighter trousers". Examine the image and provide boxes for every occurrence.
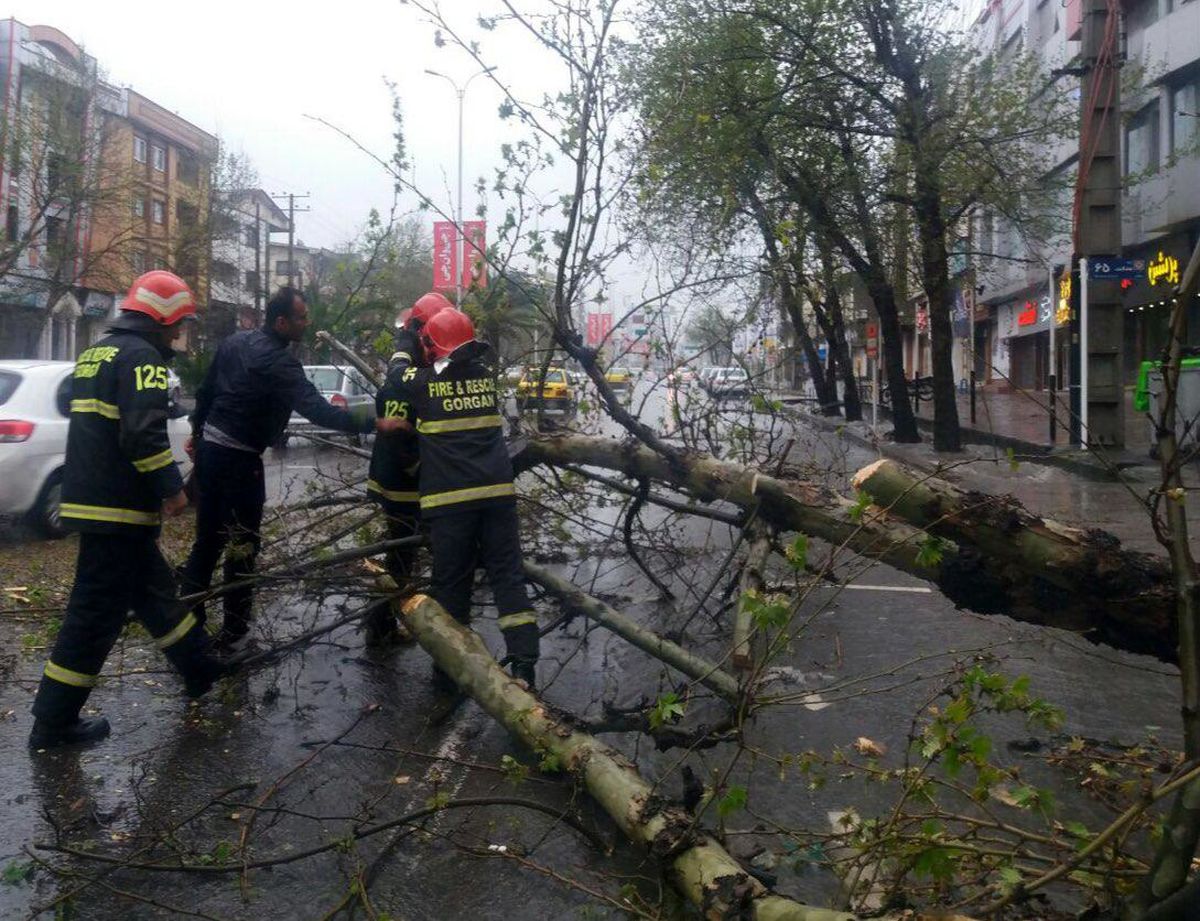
[428,500,538,661]
[32,532,213,727]
[179,440,265,639]
[366,508,421,642]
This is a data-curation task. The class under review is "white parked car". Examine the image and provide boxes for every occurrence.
[0,360,191,538]
[281,365,375,447]
[708,366,751,396]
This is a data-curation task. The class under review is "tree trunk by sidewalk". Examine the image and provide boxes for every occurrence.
[399,593,861,921]
[518,435,1176,657]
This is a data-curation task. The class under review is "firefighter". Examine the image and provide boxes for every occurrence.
[363,292,452,645]
[29,271,227,749]
[179,287,407,652]
[386,308,539,688]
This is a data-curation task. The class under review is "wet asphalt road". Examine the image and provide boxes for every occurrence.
[0,378,1184,919]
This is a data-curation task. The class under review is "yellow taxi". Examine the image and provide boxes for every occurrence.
[604,367,632,390]
[516,366,575,412]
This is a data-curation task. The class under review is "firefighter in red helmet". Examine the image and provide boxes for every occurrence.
[363,293,452,644]
[385,308,539,688]
[29,271,228,749]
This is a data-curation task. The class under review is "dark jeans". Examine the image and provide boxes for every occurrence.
[179,440,265,638]
[32,532,208,726]
[428,500,538,661]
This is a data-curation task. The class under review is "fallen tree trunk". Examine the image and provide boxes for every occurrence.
[523,561,740,701]
[399,592,860,920]
[518,435,1176,660]
[853,459,1176,660]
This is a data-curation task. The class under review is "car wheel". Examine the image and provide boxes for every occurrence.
[29,470,67,540]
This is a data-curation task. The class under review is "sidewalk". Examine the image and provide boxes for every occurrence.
[776,383,1155,480]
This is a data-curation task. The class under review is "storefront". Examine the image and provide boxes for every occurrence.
[1121,233,1199,384]
[996,291,1054,391]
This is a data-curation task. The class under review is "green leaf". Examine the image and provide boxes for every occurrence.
[2,860,33,886]
[717,784,747,817]
[912,846,956,880]
[915,534,949,568]
[649,692,686,729]
[1006,446,1020,472]
[849,490,873,523]
[998,865,1022,891]
[500,753,529,785]
[785,535,808,571]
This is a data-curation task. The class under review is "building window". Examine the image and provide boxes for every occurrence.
[244,225,257,247]
[151,145,166,172]
[152,200,166,224]
[1171,71,1200,155]
[45,216,64,247]
[275,260,292,276]
[177,152,199,186]
[133,135,147,163]
[176,200,198,229]
[132,196,146,218]
[245,270,259,292]
[5,206,17,243]
[1125,100,1161,176]
[132,250,147,274]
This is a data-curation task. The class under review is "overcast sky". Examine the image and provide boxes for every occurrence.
[19,0,531,251]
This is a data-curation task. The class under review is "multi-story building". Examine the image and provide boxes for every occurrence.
[966,0,1200,398]
[209,189,289,339]
[0,20,217,359]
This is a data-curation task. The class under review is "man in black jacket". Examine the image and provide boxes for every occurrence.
[180,287,405,650]
[30,271,226,749]
[386,308,538,688]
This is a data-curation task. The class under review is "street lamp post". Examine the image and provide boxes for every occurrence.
[424,66,495,307]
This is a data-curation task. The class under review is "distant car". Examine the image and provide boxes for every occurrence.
[604,367,632,390]
[666,368,697,386]
[567,370,588,388]
[516,367,575,412]
[282,365,374,447]
[503,365,525,386]
[709,366,751,396]
[0,360,191,538]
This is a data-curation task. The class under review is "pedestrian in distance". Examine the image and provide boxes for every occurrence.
[29,271,228,750]
[179,286,408,653]
[386,307,540,689]
[363,291,453,645]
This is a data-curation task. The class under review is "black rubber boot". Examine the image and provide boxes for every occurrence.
[29,716,111,750]
[163,627,231,699]
[509,657,537,690]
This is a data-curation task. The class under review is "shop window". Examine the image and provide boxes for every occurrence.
[1125,100,1161,176]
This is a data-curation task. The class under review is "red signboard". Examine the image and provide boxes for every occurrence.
[461,220,487,291]
[432,221,457,292]
[865,321,879,359]
[586,312,613,346]
[1017,301,1038,326]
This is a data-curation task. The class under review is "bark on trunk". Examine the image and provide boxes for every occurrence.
[522,561,740,701]
[518,435,1176,659]
[853,459,1176,659]
[399,593,859,921]
[825,283,863,423]
[733,524,773,671]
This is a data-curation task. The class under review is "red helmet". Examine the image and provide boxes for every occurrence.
[409,292,453,330]
[422,308,475,360]
[121,270,196,325]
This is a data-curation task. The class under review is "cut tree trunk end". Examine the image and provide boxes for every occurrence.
[398,593,862,921]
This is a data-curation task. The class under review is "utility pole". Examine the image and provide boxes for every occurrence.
[425,67,495,307]
[1072,0,1124,447]
[253,200,263,325]
[271,192,310,291]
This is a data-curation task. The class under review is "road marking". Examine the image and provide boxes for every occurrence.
[801,693,830,711]
[817,584,933,594]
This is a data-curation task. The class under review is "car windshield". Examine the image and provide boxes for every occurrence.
[0,371,19,406]
[545,371,566,383]
[305,368,343,392]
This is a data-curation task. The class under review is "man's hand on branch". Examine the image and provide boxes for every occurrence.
[162,490,189,518]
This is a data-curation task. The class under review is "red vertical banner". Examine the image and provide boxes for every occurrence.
[586,312,613,345]
[432,221,458,292]
[461,220,487,291]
